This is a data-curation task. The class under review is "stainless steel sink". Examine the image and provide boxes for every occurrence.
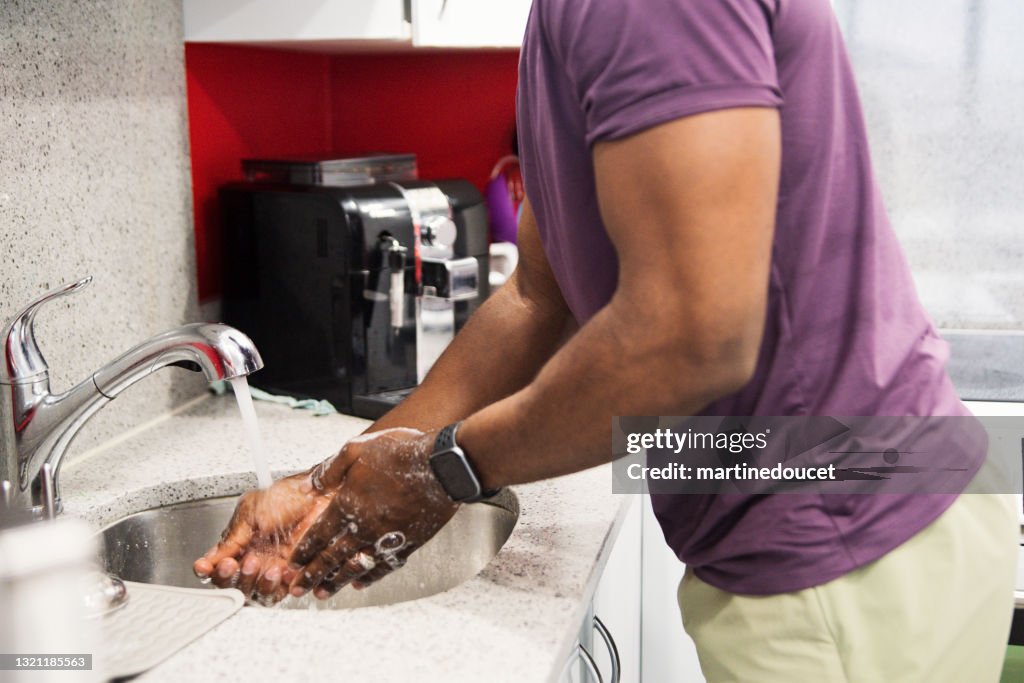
[98,489,518,609]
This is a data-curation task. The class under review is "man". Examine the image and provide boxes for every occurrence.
[195,0,1018,679]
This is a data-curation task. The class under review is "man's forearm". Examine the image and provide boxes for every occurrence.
[365,274,571,434]
[459,292,757,490]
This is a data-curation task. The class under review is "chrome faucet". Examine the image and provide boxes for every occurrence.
[0,276,264,518]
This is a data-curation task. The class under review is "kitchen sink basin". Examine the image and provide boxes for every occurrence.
[98,489,518,609]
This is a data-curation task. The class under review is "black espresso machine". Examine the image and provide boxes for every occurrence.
[220,163,491,419]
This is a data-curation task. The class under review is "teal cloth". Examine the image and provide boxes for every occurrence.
[209,380,337,416]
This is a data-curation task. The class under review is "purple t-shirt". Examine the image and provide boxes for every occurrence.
[517,0,974,594]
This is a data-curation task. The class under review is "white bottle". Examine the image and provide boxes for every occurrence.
[0,518,103,682]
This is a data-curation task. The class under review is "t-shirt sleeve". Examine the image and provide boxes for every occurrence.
[547,0,783,147]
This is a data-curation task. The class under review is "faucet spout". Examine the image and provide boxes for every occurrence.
[92,322,264,397]
[1,279,263,517]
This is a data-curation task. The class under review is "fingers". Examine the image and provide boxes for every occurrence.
[352,561,394,590]
[255,561,285,602]
[196,532,250,577]
[310,445,360,492]
[237,553,262,597]
[193,557,214,578]
[231,556,291,605]
[289,499,352,569]
[290,533,363,597]
[253,562,292,606]
[195,501,255,578]
[312,551,377,600]
[198,540,247,586]
[210,556,240,589]
[353,543,417,590]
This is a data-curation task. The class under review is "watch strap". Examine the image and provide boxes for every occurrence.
[436,422,459,453]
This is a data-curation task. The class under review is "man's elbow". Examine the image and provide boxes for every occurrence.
[608,295,764,407]
[706,339,759,397]
[668,328,761,404]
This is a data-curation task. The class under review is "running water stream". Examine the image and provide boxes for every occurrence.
[230,376,273,489]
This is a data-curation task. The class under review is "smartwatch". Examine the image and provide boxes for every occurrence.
[428,422,501,503]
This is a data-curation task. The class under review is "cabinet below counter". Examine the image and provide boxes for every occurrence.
[59,394,629,682]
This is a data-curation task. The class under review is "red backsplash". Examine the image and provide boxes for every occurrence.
[185,44,519,302]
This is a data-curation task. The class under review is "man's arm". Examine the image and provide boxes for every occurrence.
[460,107,781,487]
[366,200,573,434]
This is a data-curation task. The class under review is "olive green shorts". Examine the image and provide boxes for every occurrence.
[678,494,1019,683]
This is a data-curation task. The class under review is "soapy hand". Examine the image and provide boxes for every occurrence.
[285,428,459,600]
[192,472,334,603]
[196,428,458,604]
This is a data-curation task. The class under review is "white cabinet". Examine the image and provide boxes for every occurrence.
[411,0,532,48]
[591,497,642,683]
[182,0,410,44]
[561,497,705,682]
[182,0,531,49]
[640,497,705,682]
[559,499,640,683]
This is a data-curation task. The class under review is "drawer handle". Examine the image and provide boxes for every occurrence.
[593,615,621,683]
[561,643,604,683]
[578,643,604,683]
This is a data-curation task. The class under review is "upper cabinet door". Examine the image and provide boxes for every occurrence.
[412,0,532,48]
[183,0,410,43]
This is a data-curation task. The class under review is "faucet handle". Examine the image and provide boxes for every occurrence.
[1,276,93,383]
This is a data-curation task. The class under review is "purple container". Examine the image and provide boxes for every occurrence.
[486,157,520,243]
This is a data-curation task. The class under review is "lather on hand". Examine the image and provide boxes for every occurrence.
[286,427,458,599]
[194,428,458,603]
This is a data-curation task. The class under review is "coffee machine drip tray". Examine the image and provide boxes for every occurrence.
[352,388,417,420]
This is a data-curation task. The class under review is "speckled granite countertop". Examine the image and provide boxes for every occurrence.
[59,394,628,682]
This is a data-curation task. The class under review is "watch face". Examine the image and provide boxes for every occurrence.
[430,450,481,502]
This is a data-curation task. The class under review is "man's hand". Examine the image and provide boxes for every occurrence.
[285,428,459,600]
[197,428,458,604]
[192,472,334,603]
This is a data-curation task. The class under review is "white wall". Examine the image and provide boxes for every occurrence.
[834,0,1024,329]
